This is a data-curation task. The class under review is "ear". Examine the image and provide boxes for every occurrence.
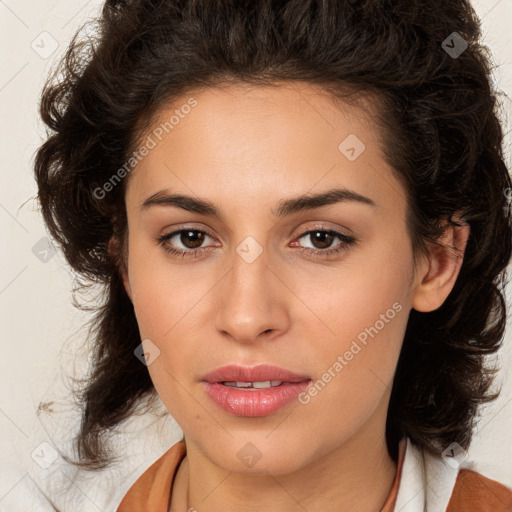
[412,218,470,313]
[107,235,132,301]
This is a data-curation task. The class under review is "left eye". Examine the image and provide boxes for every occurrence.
[296,229,351,250]
[158,229,216,252]
[157,228,355,258]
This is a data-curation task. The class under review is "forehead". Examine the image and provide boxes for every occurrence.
[123,81,404,218]
[144,81,379,141]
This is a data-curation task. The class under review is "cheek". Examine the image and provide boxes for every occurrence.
[127,241,194,336]
[293,239,412,413]
[295,234,412,343]
[294,291,407,447]
[129,263,200,418]
[127,247,208,387]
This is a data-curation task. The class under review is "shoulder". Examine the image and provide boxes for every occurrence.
[446,468,512,511]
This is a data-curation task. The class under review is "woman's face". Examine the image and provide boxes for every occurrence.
[120,82,428,474]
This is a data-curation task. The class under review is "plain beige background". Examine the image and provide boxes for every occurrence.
[1,0,512,509]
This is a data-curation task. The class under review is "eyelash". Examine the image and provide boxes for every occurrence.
[157,227,356,259]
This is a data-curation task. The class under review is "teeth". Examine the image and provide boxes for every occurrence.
[253,381,271,389]
[222,380,283,388]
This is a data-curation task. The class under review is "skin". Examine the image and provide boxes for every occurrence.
[116,81,469,512]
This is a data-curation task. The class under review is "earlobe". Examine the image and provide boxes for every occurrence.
[412,220,470,313]
[121,267,132,301]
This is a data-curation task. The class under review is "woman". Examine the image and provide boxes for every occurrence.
[34,0,512,510]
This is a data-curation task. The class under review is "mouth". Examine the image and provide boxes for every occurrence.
[201,364,312,417]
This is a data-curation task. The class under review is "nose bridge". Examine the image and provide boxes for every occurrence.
[214,236,288,342]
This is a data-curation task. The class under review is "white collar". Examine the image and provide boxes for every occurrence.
[394,437,460,512]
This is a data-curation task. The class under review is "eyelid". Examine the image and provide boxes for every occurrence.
[295,221,353,237]
[160,224,218,240]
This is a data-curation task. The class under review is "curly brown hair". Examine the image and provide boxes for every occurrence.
[34,0,512,471]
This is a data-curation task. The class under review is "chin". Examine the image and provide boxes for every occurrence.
[199,436,312,476]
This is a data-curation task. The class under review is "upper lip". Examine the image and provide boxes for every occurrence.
[202,364,311,383]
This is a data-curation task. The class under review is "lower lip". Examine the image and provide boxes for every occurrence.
[202,380,311,417]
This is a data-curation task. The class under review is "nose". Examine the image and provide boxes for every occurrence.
[214,245,291,345]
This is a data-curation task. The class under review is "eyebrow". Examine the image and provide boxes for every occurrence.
[140,188,376,218]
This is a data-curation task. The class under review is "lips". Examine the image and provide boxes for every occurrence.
[201,364,311,384]
[201,364,312,416]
